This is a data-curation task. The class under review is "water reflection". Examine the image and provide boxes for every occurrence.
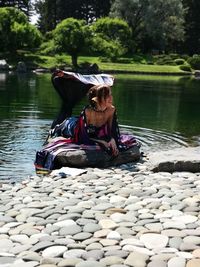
[120,125,188,153]
[0,73,199,181]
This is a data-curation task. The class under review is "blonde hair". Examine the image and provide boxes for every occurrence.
[88,85,111,108]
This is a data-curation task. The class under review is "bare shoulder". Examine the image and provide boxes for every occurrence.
[85,107,92,119]
[107,105,116,116]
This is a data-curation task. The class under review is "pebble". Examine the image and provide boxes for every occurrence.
[168,257,186,267]
[140,233,169,249]
[0,167,199,266]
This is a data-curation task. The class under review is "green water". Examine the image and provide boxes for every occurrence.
[0,72,200,181]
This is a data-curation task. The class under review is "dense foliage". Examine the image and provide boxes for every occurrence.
[35,0,111,32]
[53,18,91,67]
[0,7,41,53]
[110,0,185,52]
[91,17,132,60]
[0,0,32,17]
[1,0,200,55]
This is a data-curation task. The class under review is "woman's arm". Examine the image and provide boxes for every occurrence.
[107,107,119,156]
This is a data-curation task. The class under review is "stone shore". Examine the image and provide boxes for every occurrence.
[1,159,200,267]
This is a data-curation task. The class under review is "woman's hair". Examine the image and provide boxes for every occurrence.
[87,85,111,107]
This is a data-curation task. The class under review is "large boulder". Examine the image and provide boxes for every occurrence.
[17,61,27,72]
[0,59,9,70]
[146,146,200,173]
[54,145,141,168]
[194,70,200,78]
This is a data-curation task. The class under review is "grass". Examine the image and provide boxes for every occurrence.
[5,50,192,75]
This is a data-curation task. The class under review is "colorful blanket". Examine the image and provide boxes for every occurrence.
[35,107,139,173]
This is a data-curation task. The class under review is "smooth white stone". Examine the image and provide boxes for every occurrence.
[0,227,9,234]
[22,196,33,204]
[172,215,198,224]
[10,234,29,244]
[106,231,121,240]
[168,257,186,267]
[183,236,200,244]
[31,233,49,240]
[123,245,154,256]
[140,234,168,249]
[154,210,183,219]
[0,239,13,252]
[163,221,186,229]
[54,219,76,228]
[110,195,127,203]
[120,238,144,247]
[42,245,67,258]
[176,251,194,259]
[138,208,150,214]
[99,219,118,229]
[110,213,126,223]
[3,222,22,228]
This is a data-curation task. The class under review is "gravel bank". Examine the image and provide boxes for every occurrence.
[0,161,200,267]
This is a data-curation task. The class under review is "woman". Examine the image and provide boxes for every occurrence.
[74,84,119,156]
[50,84,137,157]
[36,84,138,171]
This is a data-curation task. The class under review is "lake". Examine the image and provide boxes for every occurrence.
[0,72,200,181]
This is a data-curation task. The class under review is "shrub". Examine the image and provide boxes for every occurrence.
[155,58,176,65]
[169,53,180,60]
[39,40,57,55]
[99,57,111,62]
[187,55,200,70]
[174,58,185,65]
[179,64,192,72]
[114,57,133,63]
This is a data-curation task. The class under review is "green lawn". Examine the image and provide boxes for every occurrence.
[7,51,192,75]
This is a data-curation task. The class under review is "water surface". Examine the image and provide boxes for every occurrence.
[0,72,199,181]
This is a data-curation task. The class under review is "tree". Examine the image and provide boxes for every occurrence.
[110,0,185,52]
[34,0,111,33]
[91,17,132,59]
[0,0,32,18]
[182,0,200,54]
[35,0,57,32]
[53,18,91,68]
[0,7,41,53]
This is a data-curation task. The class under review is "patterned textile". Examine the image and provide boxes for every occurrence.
[35,106,138,173]
[61,71,114,86]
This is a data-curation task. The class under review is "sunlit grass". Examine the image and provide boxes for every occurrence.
[7,51,191,74]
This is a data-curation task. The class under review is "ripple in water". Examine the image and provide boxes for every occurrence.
[0,120,191,182]
[120,124,189,153]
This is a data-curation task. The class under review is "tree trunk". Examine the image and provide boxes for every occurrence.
[71,54,78,69]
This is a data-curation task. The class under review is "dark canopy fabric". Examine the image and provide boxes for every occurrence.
[51,70,114,128]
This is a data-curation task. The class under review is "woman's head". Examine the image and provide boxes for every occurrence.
[88,85,112,108]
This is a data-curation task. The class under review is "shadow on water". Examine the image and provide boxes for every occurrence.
[0,73,200,181]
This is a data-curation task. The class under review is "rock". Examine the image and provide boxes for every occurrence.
[140,234,168,249]
[194,70,200,78]
[100,256,124,266]
[58,258,83,266]
[192,249,200,257]
[147,260,167,267]
[0,59,9,70]
[167,257,186,267]
[82,249,104,260]
[54,145,141,168]
[186,259,200,267]
[59,224,82,235]
[17,61,27,72]
[42,246,67,258]
[76,260,105,267]
[99,219,118,229]
[83,223,101,233]
[146,146,200,172]
[107,231,121,240]
[124,251,149,267]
